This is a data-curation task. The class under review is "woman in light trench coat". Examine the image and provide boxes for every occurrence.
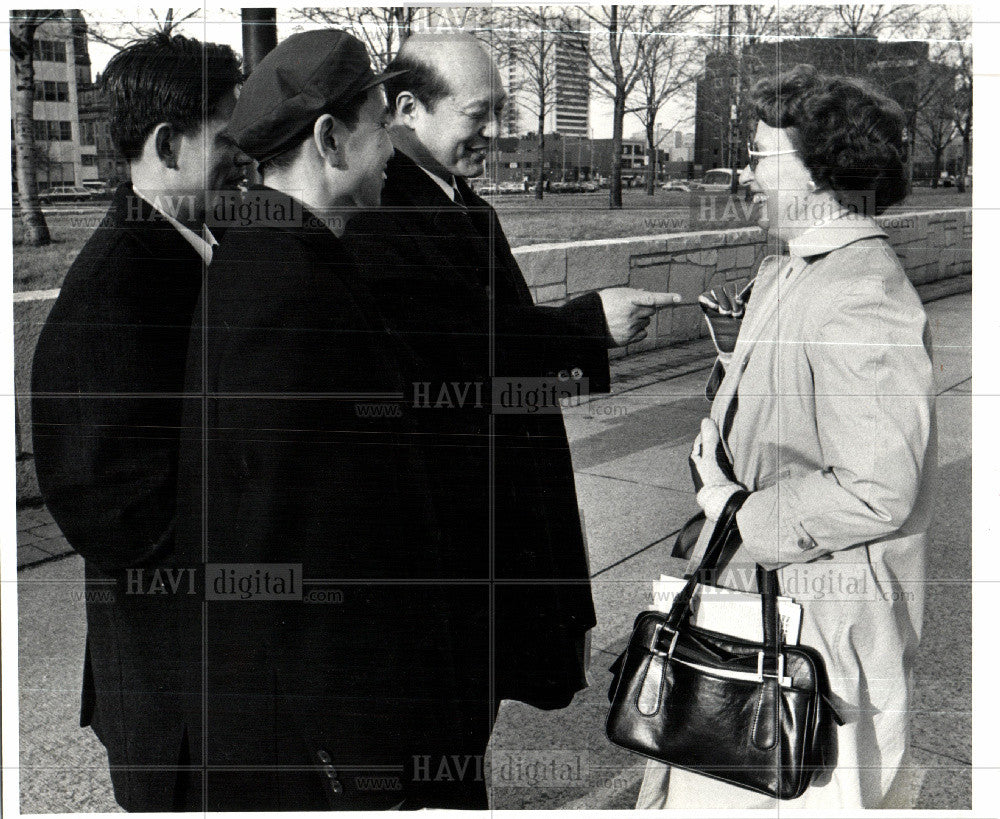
[637,65,936,809]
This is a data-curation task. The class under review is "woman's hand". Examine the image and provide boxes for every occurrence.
[690,418,743,522]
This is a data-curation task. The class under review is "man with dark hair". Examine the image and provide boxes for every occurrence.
[31,32,249,811]
[345,32,680,808]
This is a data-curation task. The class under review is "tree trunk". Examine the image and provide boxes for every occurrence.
[12,20,51,247]
[536,114,545,200]
[931,147,943,187]
[610,95,625,209]
[645,116,656,196]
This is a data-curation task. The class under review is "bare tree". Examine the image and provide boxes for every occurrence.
[915,63,958,186]
[574,5,658,209]
[11,8,60,246]
[499,6,565,199]
[633,6,702,195]
[293,7,414,70]
[88,7,201,51]
[946,11,972,190]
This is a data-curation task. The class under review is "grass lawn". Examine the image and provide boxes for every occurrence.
[12,186,972,293]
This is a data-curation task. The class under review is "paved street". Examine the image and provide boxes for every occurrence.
[15,289,970,812]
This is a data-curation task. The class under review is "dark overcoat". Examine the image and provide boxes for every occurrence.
[173,191,492,810]
[31,183,205,811]
[345,151,609,714]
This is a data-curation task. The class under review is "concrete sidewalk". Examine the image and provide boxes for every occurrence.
[15,290,971,812]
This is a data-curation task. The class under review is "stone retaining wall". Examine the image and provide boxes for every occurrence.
[513,208,972,357]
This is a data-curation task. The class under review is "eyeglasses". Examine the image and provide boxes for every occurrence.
[746,140,797,170]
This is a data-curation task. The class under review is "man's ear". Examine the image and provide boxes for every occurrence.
[151,123,179,171]
[393,91,421,129]
[312,113,348,169]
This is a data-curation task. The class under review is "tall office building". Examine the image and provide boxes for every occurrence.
[498,21,590,138]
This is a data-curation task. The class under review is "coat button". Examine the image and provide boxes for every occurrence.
[316,749,343,794]
[796,536,816,550]
[557,369,569,381]
[571,367,584,380]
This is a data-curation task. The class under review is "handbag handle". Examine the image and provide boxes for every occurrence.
[662,492,784,673]
[663,490,748,633]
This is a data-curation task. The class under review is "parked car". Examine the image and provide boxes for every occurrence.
[38,185,94,204]
[471,181,501,195]
[82,180,112,197]
[579,180,600,193]
[661,179,692,192]
[690,168,752,199]
[550,181,583,193]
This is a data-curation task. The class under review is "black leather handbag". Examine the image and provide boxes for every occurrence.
[605,492,840,801]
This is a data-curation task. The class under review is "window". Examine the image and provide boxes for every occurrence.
[33,39,67,63]
[44,120,72,141]
[81,153,98,166]
[80,121,96,146]
[35,81,69,102]
[34,120,47,141]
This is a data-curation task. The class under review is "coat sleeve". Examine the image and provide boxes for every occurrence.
[735,270,934,566]
[347,212,610,394]
[31,254,185,574]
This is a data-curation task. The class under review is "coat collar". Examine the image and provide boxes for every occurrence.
[786,212,887,260]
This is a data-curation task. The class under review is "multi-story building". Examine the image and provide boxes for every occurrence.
[498,21,590,138]
[10,9,94,188]
[693,37,933,174]
[78,76,127,184]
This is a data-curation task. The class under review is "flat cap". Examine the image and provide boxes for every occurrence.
[223,29,404,164]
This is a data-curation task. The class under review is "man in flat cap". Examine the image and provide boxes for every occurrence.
[344,31,681,806]
[175,29,488,810]
[31,33,249,812]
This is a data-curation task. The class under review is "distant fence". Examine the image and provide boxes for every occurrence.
[513,208,972,358]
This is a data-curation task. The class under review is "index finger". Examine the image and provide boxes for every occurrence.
[631,291,682,308]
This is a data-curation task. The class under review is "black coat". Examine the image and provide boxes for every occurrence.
[345,151,608,712]
[173,191,491,810]
[31,183,205,811]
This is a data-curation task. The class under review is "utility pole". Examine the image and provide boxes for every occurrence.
[241,9,278,75]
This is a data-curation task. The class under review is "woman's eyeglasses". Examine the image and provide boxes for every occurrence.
[746,140,797,170]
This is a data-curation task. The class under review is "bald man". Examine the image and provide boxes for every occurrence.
[344,33,679,808]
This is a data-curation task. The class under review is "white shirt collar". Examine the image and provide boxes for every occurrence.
[132,186,218,264]
[416,165,460,203]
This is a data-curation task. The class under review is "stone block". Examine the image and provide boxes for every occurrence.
[664,262,705,305]
[566,244,628,294]
[726,265,752,283]
[735,244,756,268]
[532,283,567,305]
[664,233,700,253]
[515,247,567,288]
[629,266,671,293]
[669,304,703,343]
[687,248,719,267]
[717,247,738,271]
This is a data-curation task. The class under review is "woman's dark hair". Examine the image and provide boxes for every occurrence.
[101,32,244,161]
[749,63,908,215]
[384,51,451,113]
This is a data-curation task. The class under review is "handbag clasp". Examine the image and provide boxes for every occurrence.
[650,622,679,659]
[756,651,788,684]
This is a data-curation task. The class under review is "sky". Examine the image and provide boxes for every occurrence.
[80,7,690,142]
